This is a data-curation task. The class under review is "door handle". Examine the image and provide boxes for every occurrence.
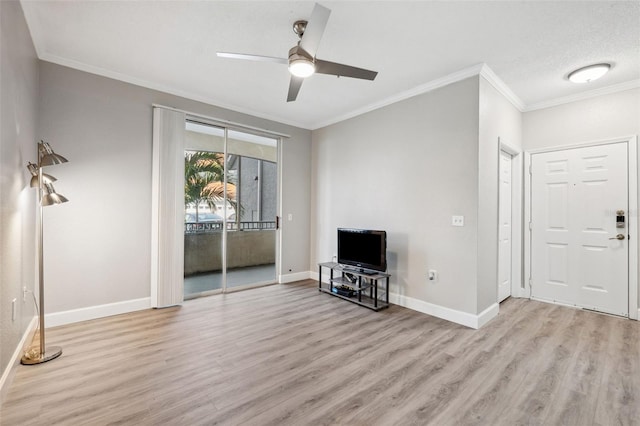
[609,234,625,240]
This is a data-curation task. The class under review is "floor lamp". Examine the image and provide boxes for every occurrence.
[21,141,68,365]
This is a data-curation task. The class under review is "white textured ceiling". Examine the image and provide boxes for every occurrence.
[20,1,640,130]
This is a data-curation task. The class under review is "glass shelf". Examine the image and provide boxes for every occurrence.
[318,262,390,311]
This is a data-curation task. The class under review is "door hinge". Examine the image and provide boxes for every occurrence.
[529,222,532,230]
[529,165,532,175]
[276,216,280,230]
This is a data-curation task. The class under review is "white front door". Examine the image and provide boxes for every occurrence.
[530,142,629,316]
[498,150,513,302]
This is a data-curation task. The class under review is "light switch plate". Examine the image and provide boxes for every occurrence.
[452,216,464,227]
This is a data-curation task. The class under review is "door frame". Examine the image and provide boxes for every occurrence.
[498,139,523,301]
[523,135,638,319]
[187,120,282,296]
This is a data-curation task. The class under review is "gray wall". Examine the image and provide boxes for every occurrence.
[0,0,39,385]
[477,76,523,313]
[37,61,311,314]
[523,88,640,150]
[311,77,482,315]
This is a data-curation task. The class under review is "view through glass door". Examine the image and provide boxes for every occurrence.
[183,121,278,298]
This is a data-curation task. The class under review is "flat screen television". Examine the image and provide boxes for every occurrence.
[337,228,387,272]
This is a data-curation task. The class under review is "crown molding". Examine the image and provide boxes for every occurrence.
[479,64,526,111]
[524,79,640,112]
[20,0,45,58]
[37,53,310,130]
[311,63,486,129]
[33,48,640,131]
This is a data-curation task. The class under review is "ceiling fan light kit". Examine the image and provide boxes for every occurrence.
[217,3,378,102]
[289,59,315,78]
[568,63,611,83]
[288,46,316,78]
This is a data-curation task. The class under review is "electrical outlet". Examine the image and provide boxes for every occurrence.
[452,216,464,227]
[428,270,438,281]
[287,213,293,221]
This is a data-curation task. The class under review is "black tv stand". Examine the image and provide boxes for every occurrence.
[317,262,390,311]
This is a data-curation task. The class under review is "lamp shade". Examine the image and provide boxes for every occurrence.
[26,162,57,188]
[39,141,68,166]
[41,183,69,206]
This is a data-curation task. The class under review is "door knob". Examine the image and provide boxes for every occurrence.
[609,234,625,240]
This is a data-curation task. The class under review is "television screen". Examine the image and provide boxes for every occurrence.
[337,228,387,272]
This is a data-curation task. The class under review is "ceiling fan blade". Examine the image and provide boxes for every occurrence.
[287,76,304,102]
[217,52,288,64]
[299,3,331,58]
[315,60,378,81]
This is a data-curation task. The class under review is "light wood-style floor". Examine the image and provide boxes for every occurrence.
[1,280,639,425]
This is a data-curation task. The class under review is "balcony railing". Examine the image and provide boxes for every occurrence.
[185,221,276,234]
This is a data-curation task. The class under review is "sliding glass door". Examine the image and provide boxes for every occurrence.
[183,121,278,298]
[225,133,278,288]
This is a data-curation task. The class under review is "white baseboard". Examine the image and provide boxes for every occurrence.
[477,303,500,328]
[45,297,151,328]
[312,272,498,329]
[279,271,312,284]
[390,292,499,329]
[0,316,38,403]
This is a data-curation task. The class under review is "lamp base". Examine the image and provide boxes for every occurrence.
[20,346,62,365]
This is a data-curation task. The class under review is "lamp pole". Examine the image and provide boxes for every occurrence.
[38,166,47,358]
[21,142,65,365]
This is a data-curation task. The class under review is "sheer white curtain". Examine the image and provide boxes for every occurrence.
[151,107,185,307]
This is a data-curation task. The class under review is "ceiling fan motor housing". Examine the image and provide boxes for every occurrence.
[288,45,313,63]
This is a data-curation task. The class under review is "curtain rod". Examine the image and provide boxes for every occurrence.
[152,104,291,139]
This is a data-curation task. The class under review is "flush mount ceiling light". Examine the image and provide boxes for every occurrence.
[568,63,611,83]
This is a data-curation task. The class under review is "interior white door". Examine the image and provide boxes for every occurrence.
[530,142,629,316]
[498,150,513,302]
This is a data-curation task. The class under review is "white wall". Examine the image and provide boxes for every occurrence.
[37,62,311,315]
[311,77,481,316]
[523,88,639,150]
[0,0,39,390]
[523,87,640,309]
[477,77,523,312]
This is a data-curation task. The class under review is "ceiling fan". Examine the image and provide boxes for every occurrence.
[217,3,378,102]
